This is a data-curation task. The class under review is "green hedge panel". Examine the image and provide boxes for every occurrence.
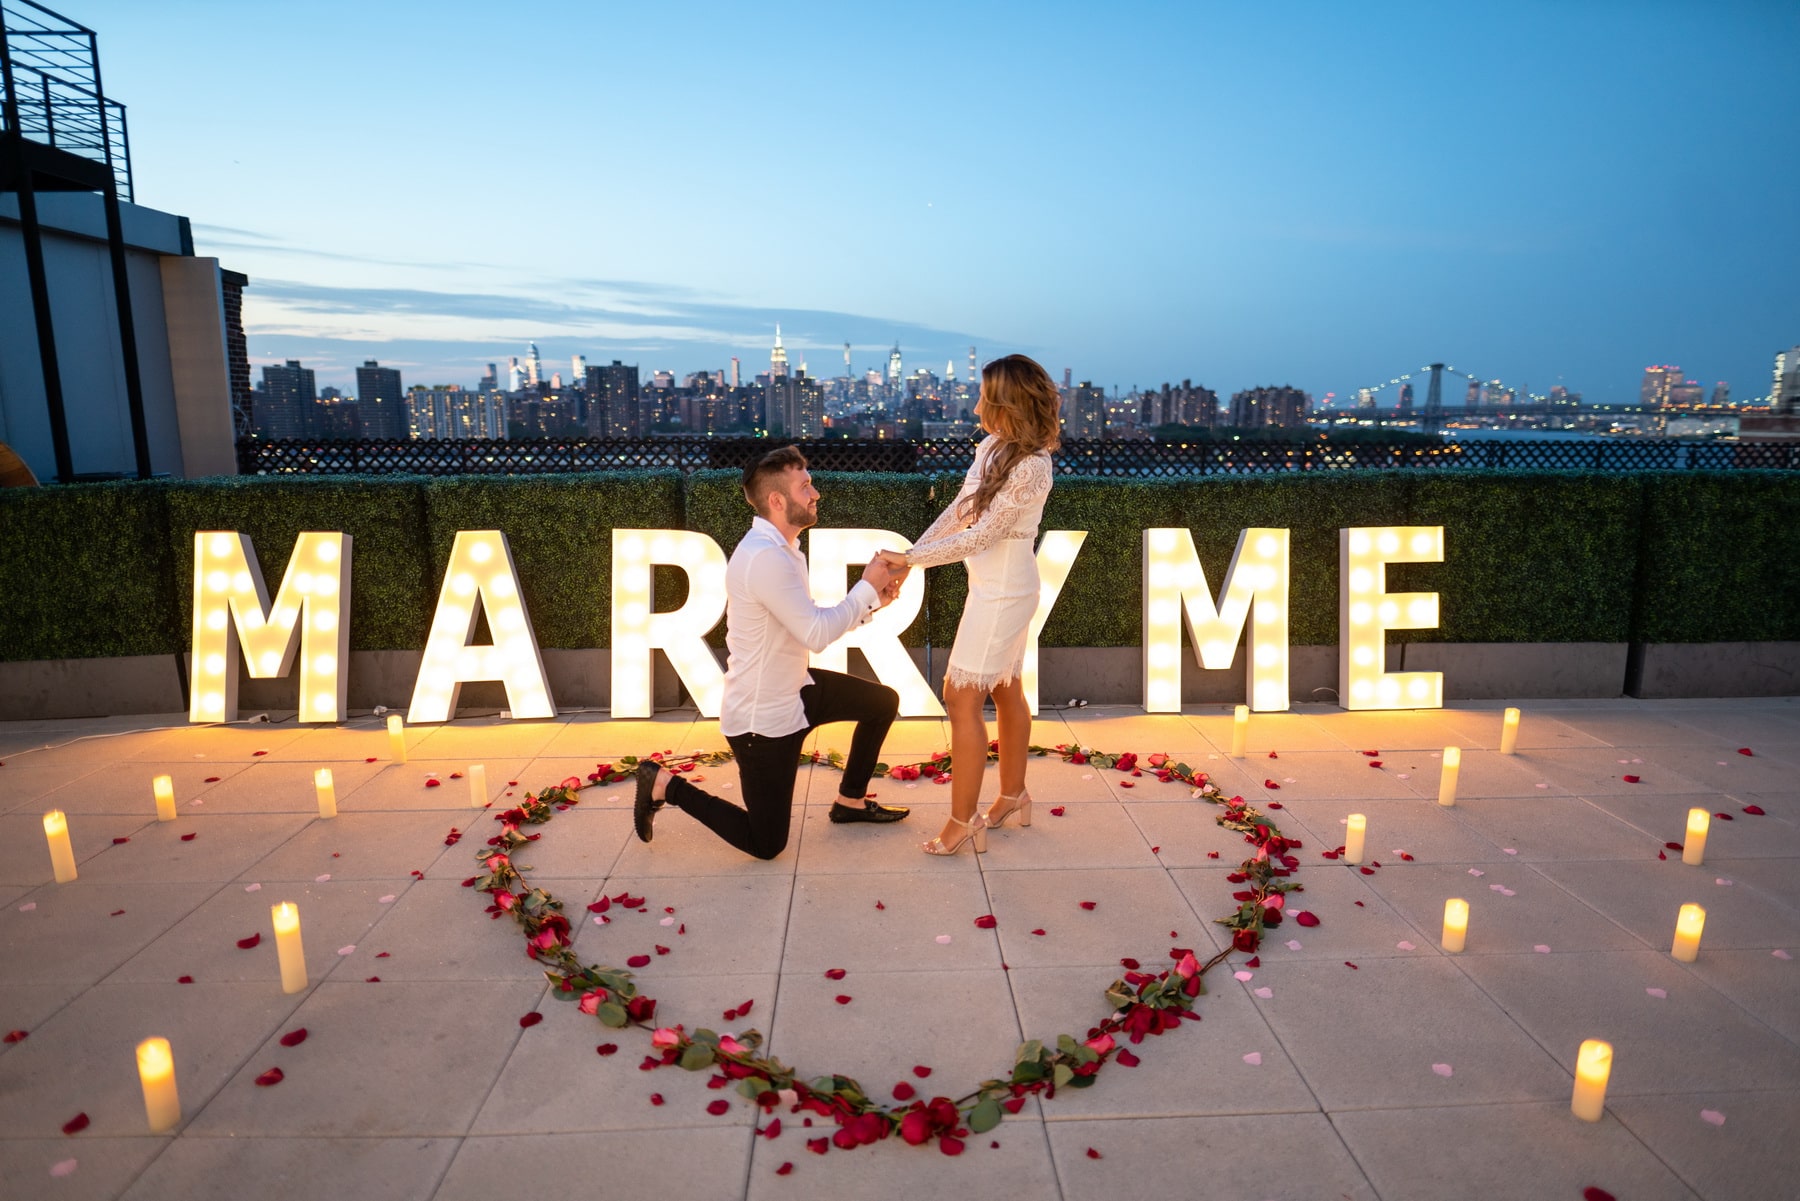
[165,476,433,653]
[421,473,684,650]
[1633,472,1800,642]
[0,480,179,661]
[1406,472,1642,643]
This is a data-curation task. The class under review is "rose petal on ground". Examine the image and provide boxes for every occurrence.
[835,995,852,1005]
[1263,779,1281,789]
[1079,901,1097,910]
[314,874,330,883]
[1743,805,1766,815]
[1362,750,1380,757]
[1345,961,1359,969]
[18,902,35,911]
[1534,945,1552,954]
[1432,1063,1453,1077]
[1622,775,1640,784]
[1031,928,1046,936]
[776,1163,793,1175]
[1242,1052,1262,1066]
[50,1158,79,1177]
[596,1043,618,1055]
[1468,868,1485,877]
[1583,1188,1616,1201]
[1716,878,1733,886]
[235,933,261,950]
[378,894,396,904]
[1234,970,1253,981]
[177,976,193,984]
[1700,1108,1726,1126]
[875,901,885,909]
[254,1067,284,1086]
[1294,910,1320,927]
[1646,987,1667,999]
[336,945,355,956]
[1253,987,1273,999]
[1397,941,1416,951]
[109,909,125,917]
[111,837,130,845]
[650,1093,664,1106]
[1049,806,1066,816]
[973,914,997,929]
[1774,950,1792,960]
[627,954,651,968]
[934,935,952,945]
[180,832,197,841]
[1284,940,1302,951]
[518,1012,543,1028]
[60,1112,88,1135]
[1116,1049,1141,1067]
[706,1099,731,1116]
[1737,747,1754,756]
[659,916,674,926]
[893,1081,916,1100]
[279,1028,308,1047]
[825,968,847,980]
[243,883,261,892]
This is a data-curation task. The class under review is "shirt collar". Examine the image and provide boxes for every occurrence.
[749,514,799,551]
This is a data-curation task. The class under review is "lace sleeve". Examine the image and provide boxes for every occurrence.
[905,455,1050,568]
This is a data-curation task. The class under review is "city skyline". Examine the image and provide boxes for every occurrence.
[74,0,1800,404]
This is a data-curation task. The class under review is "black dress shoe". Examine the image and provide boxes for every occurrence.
[829,798,911,824]
[633,761,664,842]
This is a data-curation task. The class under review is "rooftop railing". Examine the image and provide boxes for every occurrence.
[1,0,132,199]
[235,436,1800,478]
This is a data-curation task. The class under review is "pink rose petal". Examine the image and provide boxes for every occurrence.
[18,902,35,912]
[1534,945,1552,954]
[1432,1063,1453,1077]
[314,874,331,883]
[1396,940,1416,951]
[1242,1052,1262,1066]
[336,945,356,956]
[934,935,952,945]
[1716,878,1733,886]
[50,1159,77,1178]
[1772,949,1791,960]
[243,883,261,892]
[1468,869,1485,877]
[378,894,396,904]
[1700,1109,1726,1126]
[1284,939,1302,951]
[1253,987,1273,999]
[1503,848,1518,855]
[1233,970,1253,981]
[1646,987,1667,999]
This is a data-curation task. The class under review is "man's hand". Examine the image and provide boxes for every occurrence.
[860,554,896,597]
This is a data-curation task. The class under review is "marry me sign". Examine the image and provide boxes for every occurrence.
[185,524,1443,724]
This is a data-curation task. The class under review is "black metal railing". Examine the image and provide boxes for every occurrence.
[1,0,131,199]
[235,436,1800,478]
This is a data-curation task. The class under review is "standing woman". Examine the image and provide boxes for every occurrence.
[888,354,1061,855]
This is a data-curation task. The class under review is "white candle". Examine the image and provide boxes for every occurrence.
[314,768,337,819]
[1230,705,1249,758]
[1682,809,1709,865]
[152,775,178,822]
[1344,813,1366,864]
[1571,1038,1612,1121]
[1442,897,1469,953]
[1437,746,1461,806]
[43,810,77,884]
[1670,902,1705,963]
[137,1037,181,1133]
[1499,707,1520,755]
[387,714,407,763]
[469,763,487,808]
[272,901,307,994]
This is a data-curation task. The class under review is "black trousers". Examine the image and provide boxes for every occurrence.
[664,668,899,860]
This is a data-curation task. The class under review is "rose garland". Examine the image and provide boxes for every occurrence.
[465,743,1307,1158]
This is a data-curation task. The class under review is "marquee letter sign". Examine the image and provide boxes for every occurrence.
[189,531,351,723]
[409,531,554,722]
[609,530,729,719]
[1339,526,1444,710]
[1141,527,1291,713]
[1021,531,1087,715]
[805,528,942,717]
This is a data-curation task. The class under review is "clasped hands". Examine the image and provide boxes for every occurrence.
[861,549,913,606]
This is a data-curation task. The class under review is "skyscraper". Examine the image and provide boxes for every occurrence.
[1229,385,1309,428]
[572,354,587,387]
[969,346,978,386]
[1398,382,1415,413]
[356,360,407,439]
[771,326,789,379]
[843,342,852,380]
[1773,347,1800,413]
[731,356,741,388]
[887,344,902,393]
[1066,381,1104,439]
[256,360,316,438]
[586,360,642,439]
[1641,365,1681,409]
[526,343,543,388]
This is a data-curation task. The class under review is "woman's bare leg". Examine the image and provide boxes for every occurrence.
[932,680,989,849]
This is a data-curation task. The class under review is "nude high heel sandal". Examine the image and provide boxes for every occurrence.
[922,813,987,856]
[986,790,1032,829]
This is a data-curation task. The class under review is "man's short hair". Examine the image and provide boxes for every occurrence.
[742,445,808,515]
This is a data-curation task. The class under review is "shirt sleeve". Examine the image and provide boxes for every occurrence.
[905,454,1051,568]
[744,545,882,652]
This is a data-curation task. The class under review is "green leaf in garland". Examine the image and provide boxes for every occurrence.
[679,1043,715,1071]
[596,1000,629,1028]
[967,1097,1003,1133]
[1014,1039,1045,1066]
[1053,1063,1075,1088]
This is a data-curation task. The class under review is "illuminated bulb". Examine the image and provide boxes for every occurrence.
[623,566,650,592]
[1352,645,1375,666]
[1149,563,1174,588]
[470,541,493,563]
[1351,679,1373,700]
[314,611,336,632]
[1149,600,1178,625]
[622,603,648,626]
[313,653,336,674]
[498,608,525,631]
[1255,535,1278,558]
[1176,562,1202,589]
[1254,644,1278,667]
[204,654,225,674]
[312,694,334,713]
[209,534,233,556]
[1201,640,1230,663]
[1255,604,1278,624]
[207,570,229,593]
[1377,531,1400,554]
[1150,529,1178,554]
[452,573,476,595]
[1377,678,1400,702]
[1409,677,1431,698]
[1350,603,1373,625]
[1350,531,1372,555]
[259,651,281,674]
[618,538,646,561]
[1150,644,1178,668]
[1349,568,1374,593]
[233,571,253,594]
[1408,598,1436,623]
[1148,681,1176,707]
[294,571,314,595]
[315,541,339,562]
[314,574,336,597]
[1253,682,1282,709]
[650,535,676,560]
[490,575,516,598]
[202,693,223,713]
[1378,601,1399,623]
[1256,565,1278,590]
[1411,532,1436,555]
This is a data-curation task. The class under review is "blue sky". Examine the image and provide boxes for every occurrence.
[77,0,1800,403]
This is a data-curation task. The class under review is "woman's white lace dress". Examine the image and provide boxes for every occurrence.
[905,434,1053,691]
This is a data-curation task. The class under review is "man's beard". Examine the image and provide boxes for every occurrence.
[793,499,819,529]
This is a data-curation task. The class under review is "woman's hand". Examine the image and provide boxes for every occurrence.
[876,549,910,570]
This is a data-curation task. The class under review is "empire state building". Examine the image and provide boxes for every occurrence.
[770,325,789,379]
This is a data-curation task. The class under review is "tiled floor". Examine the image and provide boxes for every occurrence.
[2,698,1797,1200]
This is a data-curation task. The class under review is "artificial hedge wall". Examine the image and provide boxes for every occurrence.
[3,468,1798,664]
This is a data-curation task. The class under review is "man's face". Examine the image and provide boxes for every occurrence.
[775,467,820,529]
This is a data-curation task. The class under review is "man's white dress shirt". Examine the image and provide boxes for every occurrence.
[719,516,880,739]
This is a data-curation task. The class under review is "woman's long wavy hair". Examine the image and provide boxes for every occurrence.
[959,354,1062,522]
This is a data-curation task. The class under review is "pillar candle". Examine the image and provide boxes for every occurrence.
[1682,808,1709,865]
[43,810,77,884]
[1344,813,1367,864]
[469,763,487,808]
[136,1037,181,1133]
[1437,746,1461,807]
[1670,902,1705,963]
[272,901,307,994]
[1571,1038,1612,1121]
[1230,704,1249,758]
[152,775,178,822]
[1499,707,1520,755]
[1442,897,1469,953]
[314,768,337,819]
[387,714,407,763]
